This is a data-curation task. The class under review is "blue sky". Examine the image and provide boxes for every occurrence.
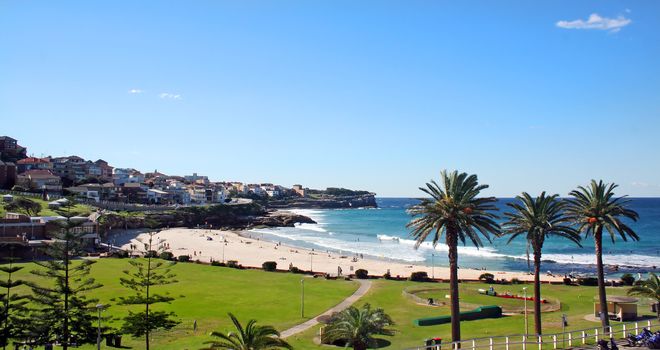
[1,1,659,197]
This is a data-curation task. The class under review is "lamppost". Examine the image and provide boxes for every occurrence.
[310,253,313,272]
[222,242,226,263]
[522,287,529,335]
[96,304,105,350]
[300,279,305,318]
[431,253,435,280]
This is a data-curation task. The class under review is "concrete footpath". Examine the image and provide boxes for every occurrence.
[280,279,372,338]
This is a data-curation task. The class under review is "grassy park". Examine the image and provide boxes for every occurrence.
[0,195,91,217]
[11,257,656,350]
[286,280,657,350]
[8,258,359,350]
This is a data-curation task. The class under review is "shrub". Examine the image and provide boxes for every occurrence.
[211,261,225,267]
[578,277,598,286]
[262,261,278,272]
[177,255,191,263]
[355,269,369,279]
[159,251,174,260]
[144,250,158,258]
[383,271,392,280]
[289,266,301,274]
[109,250,129,258]
[409,271,429,282]
[510,278,522,285]
[227,260,240,268]
[620,273,635,286]
[479,273,495,283]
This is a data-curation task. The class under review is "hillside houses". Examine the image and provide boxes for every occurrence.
[1,135,309,206]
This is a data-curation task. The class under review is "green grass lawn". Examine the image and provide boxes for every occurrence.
[286,280,657,350]
[9,258,359,350]
[0,195,91,217]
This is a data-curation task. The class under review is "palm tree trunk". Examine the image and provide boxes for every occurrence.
[533,249,542,335]
[594,229,610,330]
[447,227,461,344]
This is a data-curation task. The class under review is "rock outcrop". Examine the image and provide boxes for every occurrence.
[97,203,315,235]
[267,194,377,209]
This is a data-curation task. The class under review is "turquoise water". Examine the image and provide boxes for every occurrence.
[250,198,660,275]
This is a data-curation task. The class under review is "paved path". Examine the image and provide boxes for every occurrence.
[280,279,372,338]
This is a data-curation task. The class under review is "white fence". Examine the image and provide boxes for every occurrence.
[409,319,658,350]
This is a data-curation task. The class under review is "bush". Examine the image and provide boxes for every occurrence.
[262,261,278,272]
[409,271,429,282]
[144,250,158,258]
[109,250,129,258]
[355,269,369,279]
[510,278,522,285]
[620,273,635,286]
[383,271,392,280]
[211,261,225,267]
[177,255,191,263]
[289,266,301,274]
[578,277,598,286]
[227,260,240,268]
[159,251,174,260]
[479,273,495,283]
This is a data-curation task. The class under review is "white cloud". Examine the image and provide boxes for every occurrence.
[128,88,144,94]
[556,13,631,32]
[159,92,182,100]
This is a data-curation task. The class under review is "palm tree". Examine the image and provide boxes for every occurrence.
[628,273,660,320]
[407,170,501,342]
[566,180,639,330]
[323,304,394,350]
[503,192,581,335]
[202,313,292,350]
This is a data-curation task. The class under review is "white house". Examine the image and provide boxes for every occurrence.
[147,188,168,204]
[188,187,207,204]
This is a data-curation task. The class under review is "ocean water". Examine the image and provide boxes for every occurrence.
[250,198,660,276]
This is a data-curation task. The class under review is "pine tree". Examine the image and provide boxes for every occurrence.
[0,246,29,350]
[118,230,179,350]
[27,200,102,348]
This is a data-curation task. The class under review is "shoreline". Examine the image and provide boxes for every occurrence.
[108,227,566,282]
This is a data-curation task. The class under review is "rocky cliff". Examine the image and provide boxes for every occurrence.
[98,203,315,235]
[267,194,377,209]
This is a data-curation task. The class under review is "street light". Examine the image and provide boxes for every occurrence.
[96,304,105,350]
[522,287,529,335]
[309,253,313,272]
[300,279,305,318]
[431,253,435,280]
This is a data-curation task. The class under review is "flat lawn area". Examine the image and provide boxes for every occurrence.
[10,258,359,350]
[286,280,657,350]
[0,195,91,217]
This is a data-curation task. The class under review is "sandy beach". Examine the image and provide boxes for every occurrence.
[108,228,564,282]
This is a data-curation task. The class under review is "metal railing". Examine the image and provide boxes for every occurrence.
[409,319,658,350]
